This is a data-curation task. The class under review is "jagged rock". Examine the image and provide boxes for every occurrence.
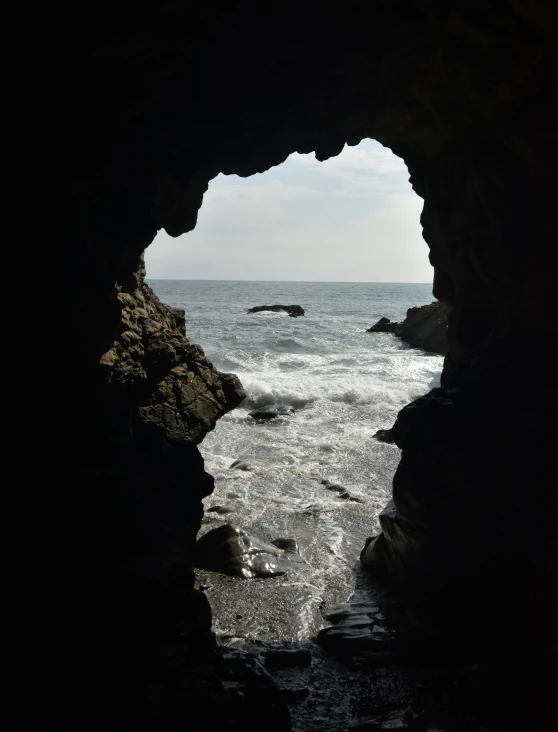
[367,317,399,333]
[99,257,246,444]
[374,429,395,443]
[396,301,450,356]
[64,4,557,727]
[367,302,449,356]
[194,524,305,578]
[247,304,305,317]
[249,404,295,421]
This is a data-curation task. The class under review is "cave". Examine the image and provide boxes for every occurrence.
[65,3,556,730]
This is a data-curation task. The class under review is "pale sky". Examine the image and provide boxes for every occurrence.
[145,139,432,282]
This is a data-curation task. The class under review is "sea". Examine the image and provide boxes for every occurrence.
[147,280,443,643]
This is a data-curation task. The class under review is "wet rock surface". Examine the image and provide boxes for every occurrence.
[248,305,305,317]
[195,524,305,578]
[322,480,365,503]
[249,404,295,420]
[214,627,518,732]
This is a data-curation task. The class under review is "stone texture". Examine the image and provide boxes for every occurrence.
[61,2,557,727]
[195,524,305,578]
[99,256,245,444]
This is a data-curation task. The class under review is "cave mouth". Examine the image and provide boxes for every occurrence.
[143,140,442,645]
[68,5,556,728]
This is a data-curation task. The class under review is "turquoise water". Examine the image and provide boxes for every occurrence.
[147,280,443,641]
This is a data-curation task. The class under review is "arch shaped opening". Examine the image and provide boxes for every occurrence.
[142,140,444,644]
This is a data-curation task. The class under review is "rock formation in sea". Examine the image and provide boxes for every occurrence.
[367,301,450,355]
[366,316,398,333]
[247,305,305,317]
[61,4,556,728]
[195,523,304,578]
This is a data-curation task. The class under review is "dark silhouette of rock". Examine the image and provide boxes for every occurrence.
[194,524,304,578]
[247,304,305,317]
[61,4,557,727]
[396,301,450,355]
[373,429,395,443]
[264,648,312,668]
[249,404,295,420]
[367,317,398,333]
[367,302,449,355]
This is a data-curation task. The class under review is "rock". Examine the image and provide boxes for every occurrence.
[350,720,382,732]
[248,404,295,420]
[271,537,299,553]
[322,602,381,624]
[247,304,305,317]
[396,301,450,355]
[321,480,364,502]
[264,648,312,667]
[206,505,231,514]
[374,429,395,443]
[367,317,399,333]
[317,624,398,666]
[194,524,304,578]
[367,302,449,355]
[230,459,252,471]
[352,711,413,731]
[279,687,310,704]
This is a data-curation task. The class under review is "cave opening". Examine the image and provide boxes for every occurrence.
[66,4,556,729]
[142,139,442,645]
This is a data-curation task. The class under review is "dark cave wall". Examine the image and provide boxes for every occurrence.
[65,1,557,722]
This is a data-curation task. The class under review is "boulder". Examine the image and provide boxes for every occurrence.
[396,301,450,355]
[366,301,450,356]
[367,317,399,333]
[248,404,294,421]
[194,524,304,578]
[247,305,305,317]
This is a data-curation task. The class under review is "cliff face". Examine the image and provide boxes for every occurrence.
[62,2,557,726]
[99,256,245,444]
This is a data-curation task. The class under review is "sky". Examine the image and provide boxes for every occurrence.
[145,139,432,282]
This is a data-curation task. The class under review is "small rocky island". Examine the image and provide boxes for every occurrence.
[247,304,305,317]
[367,301,450,356]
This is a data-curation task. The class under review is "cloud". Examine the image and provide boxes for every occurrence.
[146,139,430,282]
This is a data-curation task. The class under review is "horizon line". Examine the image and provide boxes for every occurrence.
[146,277,433,284]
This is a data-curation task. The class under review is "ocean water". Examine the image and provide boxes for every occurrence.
[147,280,443,642]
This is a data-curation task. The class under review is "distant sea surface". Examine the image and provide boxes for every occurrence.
[147,280,443,642]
